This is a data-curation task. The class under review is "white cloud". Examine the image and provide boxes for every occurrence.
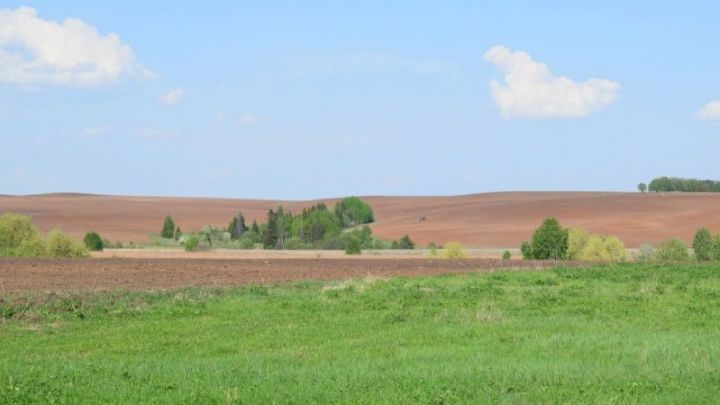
[483,46,619,118]
[238,113,258,125]
[0,7,151,85]
[159,88,183,106]
[696,100,720,120]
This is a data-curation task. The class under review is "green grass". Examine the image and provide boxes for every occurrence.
[2,263,720,403]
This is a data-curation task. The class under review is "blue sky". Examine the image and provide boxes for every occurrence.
[1,1,719,199]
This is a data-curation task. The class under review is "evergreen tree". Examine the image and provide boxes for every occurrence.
[161,215,176,239]
[262,209,278,249]
[227,212,246,240]
[251,220,260,234]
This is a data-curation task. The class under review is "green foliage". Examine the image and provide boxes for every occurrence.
[578,235,628,262]
[712,235,720,261]
[522,217,568,260]
[656,239,690,261]
[693,228,713,261]
[567,228,590,260]
[83,231,104,251]
[441,241,467,259]
[45,229,88,258]
[637,182,647,193]
[227,212,246,240]
[161,215,176,239]
[261,209,279,249]
[183,234,200,252]
[648,176,720,192]
[391,235,415,249]
[634,243,657,262]
[502,250,512,260]
[0,213,42,256]
[174,227,182,241]
[520,241,533,260]
[335,196,374,227]
[344,238,361,255]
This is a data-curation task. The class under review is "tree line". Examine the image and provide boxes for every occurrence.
[639,177,720,193]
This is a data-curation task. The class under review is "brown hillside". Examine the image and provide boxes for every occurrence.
[1,192,719,247]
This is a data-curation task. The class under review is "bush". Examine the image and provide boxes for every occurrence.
[522,217,568,260]
[83,231,104,251]
[634,243,657,262]
[712,235,720,261]
[335,197,374,227]
[46,229,88,258]
[441,242,467,259]
[578,235,627,262]
[392,235,415,249]
[567,228,590,260]
[345,238,361,255]
[184,234,200,252]
[502,250,511,260]
[656,239,690,261]
[693,228,713,261]
[239,236,256,249]
[0,213,42,256]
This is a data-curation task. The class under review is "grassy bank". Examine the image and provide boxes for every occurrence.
[2,263,720,403]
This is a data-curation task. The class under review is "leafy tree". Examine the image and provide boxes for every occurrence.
[522,217,568,260]
[0,213,44,256]
[657,239,690,261]
[638,183,647,193]
[161,215,176,239]
[83,231,104,251]
[520,241,533,260]
[502,250,511,260]
[392,235,415,249]
[578,235,627,262]
[693,228,713,261]
[46,229,87,258]
[345,238,361,255]
[567,228,590,260]
[335,197,374,227]
[184,234,200,252]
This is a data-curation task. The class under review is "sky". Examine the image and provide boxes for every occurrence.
[1,1,719,199]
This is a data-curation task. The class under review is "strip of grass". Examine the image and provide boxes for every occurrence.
[1,263,720,403]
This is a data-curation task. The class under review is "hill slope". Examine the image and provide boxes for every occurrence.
[2,192,720,247]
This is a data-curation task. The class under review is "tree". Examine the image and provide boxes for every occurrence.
[638,183,647,193]
[345,238,361,255]
[502,250,512,260]
[522,217,569,260]
[393,235,415,249]
[335,197,374,227]
[0,213,43,256]
[161,215,176,239]
[693,228,713,261]
[83,231,104,251]
[441,242,467,259]
[227,212,246,240]
[657,239,689,261]
[567,228,590,260]
[251,220,260,234]
[261,209,279,249]
[174,227,183,240]
[46,229,87,258]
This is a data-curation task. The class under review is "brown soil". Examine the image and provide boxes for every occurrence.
[0,257,561,293]
[2,192,720,247]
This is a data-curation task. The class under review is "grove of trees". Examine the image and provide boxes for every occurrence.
[647,177,720,193]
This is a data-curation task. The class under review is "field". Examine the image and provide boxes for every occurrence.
[4,191,720,247]
[2,262,720,403]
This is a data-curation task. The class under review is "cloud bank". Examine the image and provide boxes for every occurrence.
[0,6,150,85]
[483,46,619,118]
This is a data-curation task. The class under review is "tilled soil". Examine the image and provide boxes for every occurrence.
[0,258,565,293]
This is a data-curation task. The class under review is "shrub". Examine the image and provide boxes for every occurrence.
[692,228,713,261]
[634,243,657,262]
[46,229,87,258]
[83,231,104,251]
[520,241,533,260]
[567,228,590,260]
[335,197,374,227]
[712,235,720,261]
[656,239,690,261]
[392,235,415,250]
[161,215,176,239]
[578,235,627,262]
[239,236,256,249]
[522,217,568,260]
[502,250,511,260]
[345,238,361,255]
[441,242,467,259]
[184,234,200,252]
[0,213,42,256]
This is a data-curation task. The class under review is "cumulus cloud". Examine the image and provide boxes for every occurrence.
[483,46,619,118]
[159,88,183,106]
[696,100,720,120]
[0,6,151,85]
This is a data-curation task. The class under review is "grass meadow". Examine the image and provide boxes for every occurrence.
[2,263,720,403]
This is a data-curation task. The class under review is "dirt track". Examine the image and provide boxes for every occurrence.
[2,192,720,247]
[0,258,561,293]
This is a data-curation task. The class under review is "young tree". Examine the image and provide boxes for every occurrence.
[83,231,104,251]
[161,215,176,239]
[227,212,246,240]
[657,239,690,261]
[522,217,569,260]
[261,209,278,249]
[693,228,713,261]
[174,227,183,240]
[638,182,647,193]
